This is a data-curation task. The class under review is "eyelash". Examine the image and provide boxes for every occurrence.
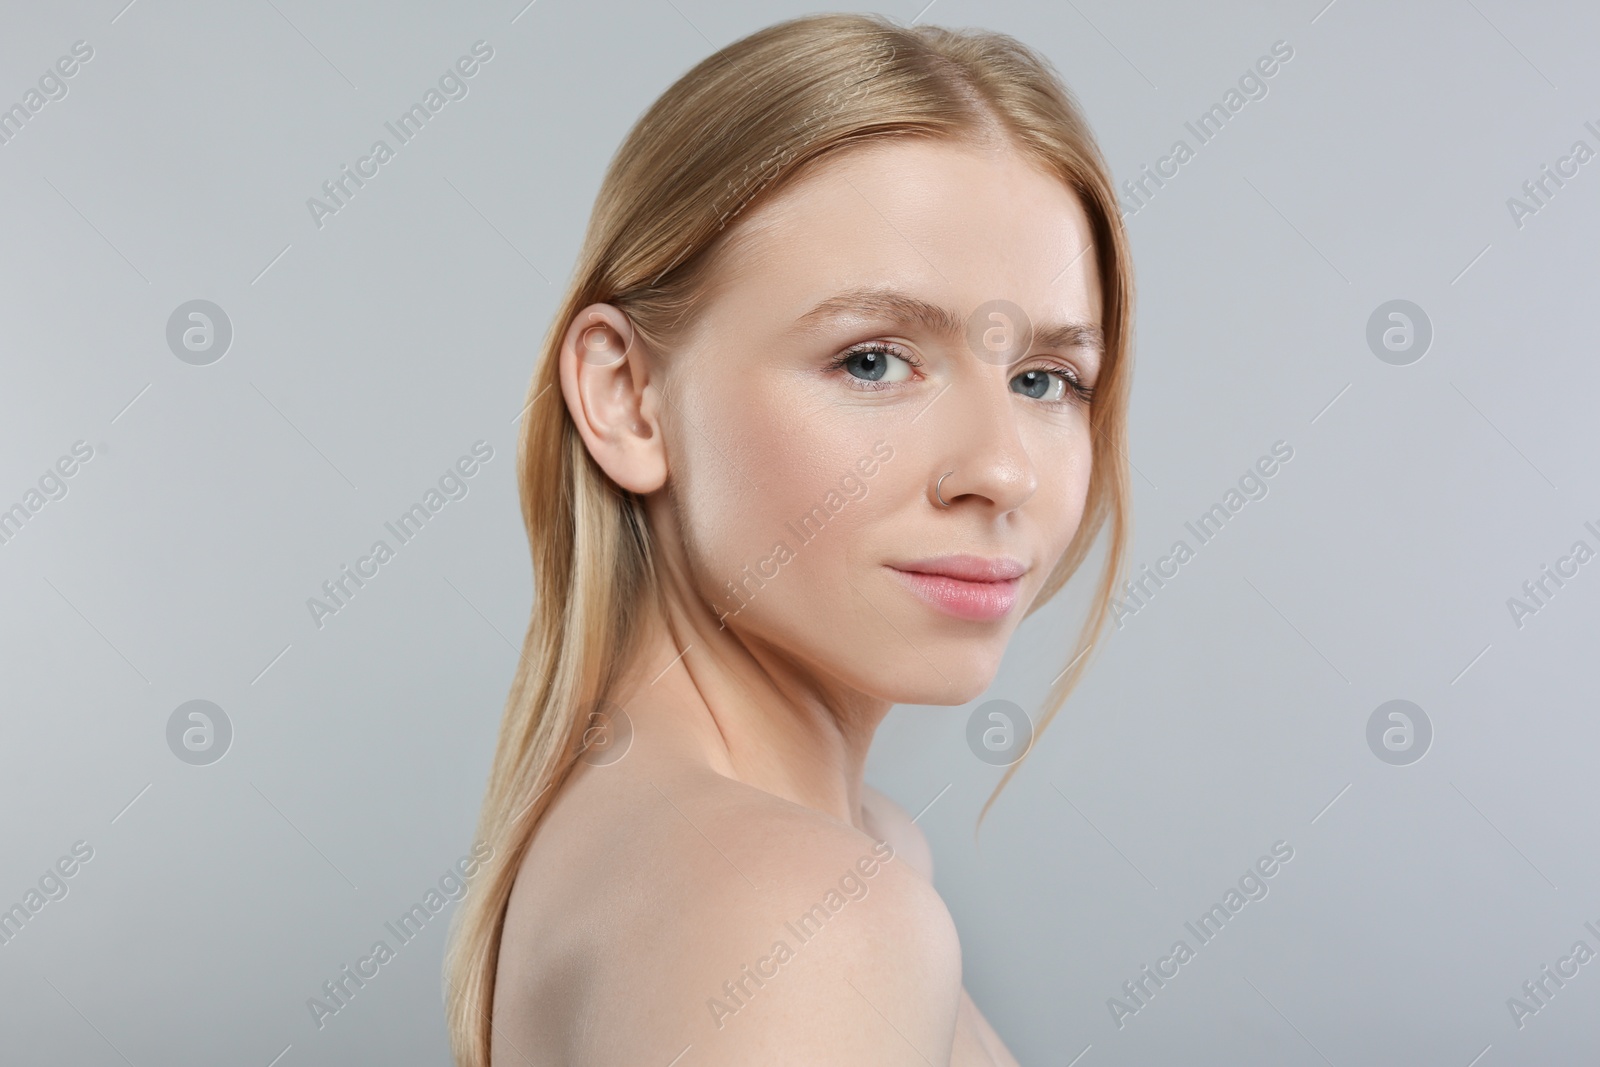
[827,341,1096,407]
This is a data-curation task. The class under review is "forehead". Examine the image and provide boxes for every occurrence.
[704,136,1103,335]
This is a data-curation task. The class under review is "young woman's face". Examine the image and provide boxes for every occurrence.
[661,135,1104,705]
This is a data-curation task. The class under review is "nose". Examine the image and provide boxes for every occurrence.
[928,371,1039,512]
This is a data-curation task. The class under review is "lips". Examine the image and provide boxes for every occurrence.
[887,555,1027,622]
[890,554,1028,583]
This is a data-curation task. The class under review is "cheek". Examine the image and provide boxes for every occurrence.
[1037,421,1095,554]
[677,380,895,623]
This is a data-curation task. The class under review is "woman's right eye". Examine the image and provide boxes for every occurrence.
[829,343,918,387]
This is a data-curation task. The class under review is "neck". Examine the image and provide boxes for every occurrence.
[610,563,891,830]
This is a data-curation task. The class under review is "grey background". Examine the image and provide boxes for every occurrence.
[2,0,1595,1064]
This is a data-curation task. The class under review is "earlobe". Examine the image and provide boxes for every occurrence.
[559,303,668,495]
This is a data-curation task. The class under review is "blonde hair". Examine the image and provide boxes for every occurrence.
[443,13,1134,1064]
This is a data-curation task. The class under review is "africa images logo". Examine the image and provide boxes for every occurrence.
[306,841,493,1030]
[306,40,494,230]
[1106,840,1295,1028]
[306,440,494,629]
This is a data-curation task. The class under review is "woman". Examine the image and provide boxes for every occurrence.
[444,13,1133,1065]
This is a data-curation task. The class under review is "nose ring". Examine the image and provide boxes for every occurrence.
[935,471,954,508]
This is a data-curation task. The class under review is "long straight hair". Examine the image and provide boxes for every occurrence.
[443,13,1135,1064]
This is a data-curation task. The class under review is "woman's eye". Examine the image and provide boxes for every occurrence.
[836,345,914,384]
[1012,366,1092,405]
[1012,368,1064,401]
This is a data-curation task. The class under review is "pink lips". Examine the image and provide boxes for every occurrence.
[887,554,1027,621]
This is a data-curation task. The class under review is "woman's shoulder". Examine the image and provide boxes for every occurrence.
[495,761,964,1065]
[860,780,936,880]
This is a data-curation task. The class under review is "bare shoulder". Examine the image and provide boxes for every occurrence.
[861,781,936,881]
[495,762,964,1066]
[656,770,964,1065]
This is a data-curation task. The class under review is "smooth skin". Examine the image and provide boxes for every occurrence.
[492,134,1103,1066]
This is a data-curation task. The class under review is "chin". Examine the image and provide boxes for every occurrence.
[875,651,1005,707]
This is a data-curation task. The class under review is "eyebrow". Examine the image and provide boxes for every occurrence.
[790,286,1105,359]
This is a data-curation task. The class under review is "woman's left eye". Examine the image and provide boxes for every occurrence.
[1011,366,1093,405]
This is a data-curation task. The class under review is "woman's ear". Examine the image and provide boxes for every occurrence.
[558,303,667,495]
